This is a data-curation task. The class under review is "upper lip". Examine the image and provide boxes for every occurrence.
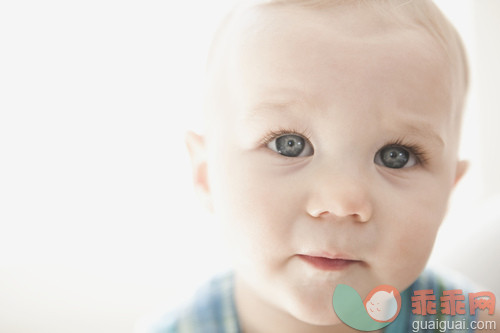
[298,251,361,261]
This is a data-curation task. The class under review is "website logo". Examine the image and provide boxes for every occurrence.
[332,284,401,331]
[333,284,496,331]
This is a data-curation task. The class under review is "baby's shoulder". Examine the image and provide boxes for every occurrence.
[410,267,480,293]
[386,268,495,333]
[410,267,498,312]
[143,272,240,333]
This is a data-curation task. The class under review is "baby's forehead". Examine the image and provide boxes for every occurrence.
[208,0,460,67]
[204,0,467,132]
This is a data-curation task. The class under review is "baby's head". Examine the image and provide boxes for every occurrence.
[187,0,468,329]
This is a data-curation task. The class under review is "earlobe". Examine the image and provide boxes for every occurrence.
[185,131,213,212]
[454,160,469,187]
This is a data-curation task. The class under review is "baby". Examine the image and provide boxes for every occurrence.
[151,0,499,332]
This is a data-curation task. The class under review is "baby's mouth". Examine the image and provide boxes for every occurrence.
[297,254,361,271]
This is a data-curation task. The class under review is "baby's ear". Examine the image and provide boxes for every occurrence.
[185,131,213,212]
[454,160,469,187]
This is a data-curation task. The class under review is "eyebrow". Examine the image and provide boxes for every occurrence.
[247,99,445,147]
[244,96,321,123]
[246,99,307,118]
[395,122,445,147]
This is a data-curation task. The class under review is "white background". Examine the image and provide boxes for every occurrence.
[0,1,499,332]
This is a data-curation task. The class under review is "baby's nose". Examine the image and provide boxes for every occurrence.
[305,170,373,223]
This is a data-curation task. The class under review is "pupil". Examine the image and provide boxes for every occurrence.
[276,135,305,157]
[381,146,409,168]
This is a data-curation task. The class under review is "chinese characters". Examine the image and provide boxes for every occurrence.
[411,289,495,316]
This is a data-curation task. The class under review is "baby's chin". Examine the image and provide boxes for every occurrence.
[279,286,343,327]
[286,300,343,327]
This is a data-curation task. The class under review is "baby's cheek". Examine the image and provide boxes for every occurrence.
[212,154,297,266]
[376,187,447,288]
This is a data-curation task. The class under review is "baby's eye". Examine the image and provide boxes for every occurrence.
[267,134,314,157]
[374,145,418,169]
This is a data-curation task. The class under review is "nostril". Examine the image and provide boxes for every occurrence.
[310,210,369,223]
[305,181,373,221]
[353,213,369,223]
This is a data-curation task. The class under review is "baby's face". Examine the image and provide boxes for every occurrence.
[195,4,465,327]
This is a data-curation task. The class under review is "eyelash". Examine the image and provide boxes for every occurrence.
[386,138,428,165]
[260,130,429,165]
[260,127,313,147]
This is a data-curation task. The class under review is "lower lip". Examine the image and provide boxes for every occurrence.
[298,255,358,271]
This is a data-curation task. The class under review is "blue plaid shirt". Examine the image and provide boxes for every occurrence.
[148,269,479,333]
